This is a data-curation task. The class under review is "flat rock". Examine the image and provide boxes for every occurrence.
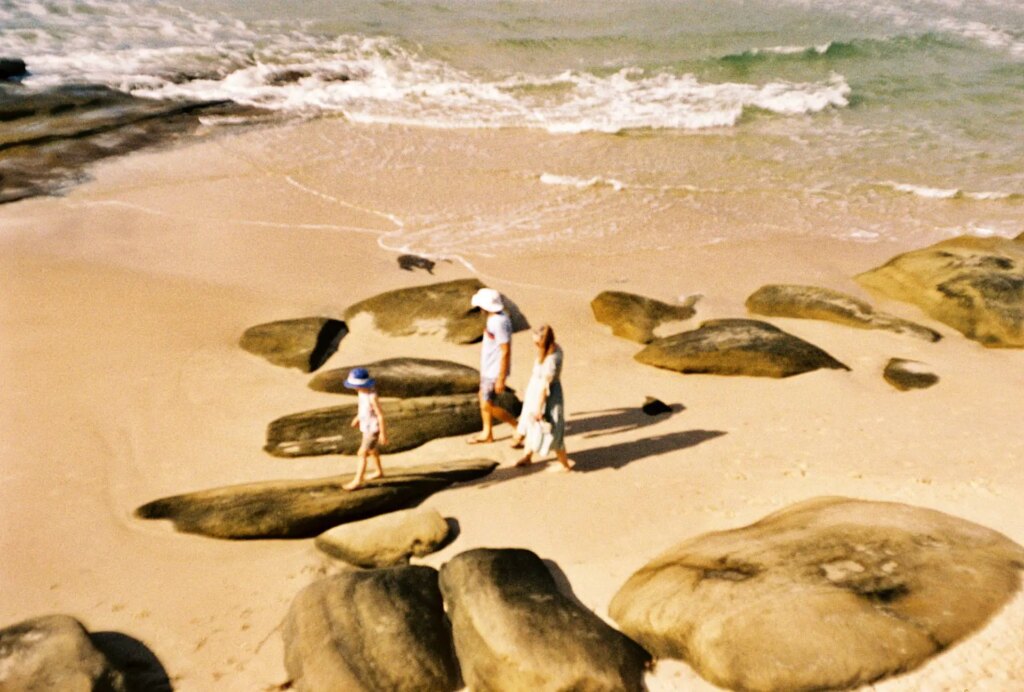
[239,317,347,372]
[0,614,126,692]
[610,497,1024,692]
[316,507,452,568]
[591,291,698,343]
[746,284,941,341]
[309,358,480,397]
[134,459,496,539]
[439,548,650,691]
[283,566,459,692]
[634,318,849,378]
[856,236,1024,347]
[265,392,521,457]
[883,358,939,391]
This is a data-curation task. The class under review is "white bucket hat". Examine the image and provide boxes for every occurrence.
[471,287,504,313]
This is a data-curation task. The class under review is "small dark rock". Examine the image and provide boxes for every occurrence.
[0,58,28,81]
[398,254,436,273]
[883,358,939,391]
[641,397,672,416]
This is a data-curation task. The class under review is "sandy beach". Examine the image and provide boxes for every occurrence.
[2,118,1023,690]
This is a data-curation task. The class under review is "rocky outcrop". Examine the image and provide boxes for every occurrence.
[283,566,459,692]
[265,392,521,457]
[316,507,452,568]
[309,358,480,397]
[134,459,496,539]
[883,358,939,391]
[746,284,941,341]
[439,548,650,691]
[634,318,849,378]
[0,615,126,691]
[856,236,1024,347]
[591,291,698,343]
[239,317,347,372]
[0,58,28,81]
[610,497,1024,692]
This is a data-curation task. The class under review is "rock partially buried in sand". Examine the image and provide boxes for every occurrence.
[746,284,941,341]
[591,291,699,343]
[883,358,939,391]
[266,392,522,457]
[239,317,347,372]
[856,236,1024,348]
[439,548,651,691]
[609,496,1024,692]
[0,614,127,691]
[634,318,849,377]
[135,459,496,539]
[315,507,452,568]
[309,358,480,397]
[283,566,459,692]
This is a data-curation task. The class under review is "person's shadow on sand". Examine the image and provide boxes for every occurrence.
[566,404,685,439]
[570,429,726,472]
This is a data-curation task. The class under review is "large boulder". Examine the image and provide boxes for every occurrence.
[856,236,1024,347]
[883,357,939,391]
[134,459,496,539]
[634,318,849,378]
[309,358,480,397]
[439,548,650,691]
[265,392,521,457]
[591,291,699,343]
[746,284,940,341]
[239,317,347,372]
[316,507,452,568]
[283,566,459,692]
[610,497,1024,692]
[0,615,126,691]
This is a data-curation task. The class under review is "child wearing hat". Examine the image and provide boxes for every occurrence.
[343,367,388,491]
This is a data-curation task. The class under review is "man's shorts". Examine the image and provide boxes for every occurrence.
[360,431,380,452]
[479,378,498,403]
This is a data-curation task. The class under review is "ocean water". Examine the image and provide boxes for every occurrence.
[2,0,1022,252]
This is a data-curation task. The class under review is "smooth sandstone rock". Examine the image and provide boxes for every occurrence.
[610,497,1024,692]
[315,507,451,568]
[440,548,651,692]
[309,358,480,397]
[239,317,347,372]
[635,318,849,378]
[591,291,699,343]
[283,566,459,692]
[883,358,939,391]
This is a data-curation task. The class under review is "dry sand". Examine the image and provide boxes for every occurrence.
[1,120,1022,690]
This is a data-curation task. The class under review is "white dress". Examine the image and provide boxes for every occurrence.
[516,347,565,456]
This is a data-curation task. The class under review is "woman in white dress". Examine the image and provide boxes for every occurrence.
[514,324,574,471]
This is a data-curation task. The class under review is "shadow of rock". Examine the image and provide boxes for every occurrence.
[567,404,685,439]
[572,430,726,472]
[439,518,462,553]
[91,632,171,692]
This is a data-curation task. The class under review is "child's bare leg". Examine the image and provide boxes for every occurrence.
[344,450,369,490]
[556,448,575,471]
[365,451,384,480]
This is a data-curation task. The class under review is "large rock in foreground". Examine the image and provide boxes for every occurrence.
[310,358,480,397]
[283,566,459,692]
[440,548,650,691]
[635,318,849,377]
[316,507,452,568]
[746,284,940,341]
[0,615,126,691]
[135,459,496,539]
[591,291,698,343]
[610,497,1024,692]
[240,317,347,372]
[856,236,1024,347]
[266,392,521,457]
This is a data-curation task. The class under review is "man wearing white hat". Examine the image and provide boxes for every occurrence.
[468,287,519,444]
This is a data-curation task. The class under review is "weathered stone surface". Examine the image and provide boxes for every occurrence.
[309,358,480,398]
[746,284,941,341]
[316,507,452,568]
[0,615,126,692]
[135,459,496,539]
[856,236,1024,347]
[610,497,1024,692]
[239,317,347,372]
[440,548,650,691]
[883,358,939,391]
[265,392,522,457]
[283,566,459,692]
[591,291,698,343]
[344,279,528,344]
[634,318,849,378]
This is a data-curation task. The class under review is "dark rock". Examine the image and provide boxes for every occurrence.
[265,392,521,457]
[439,548,650,691]
[309,358,480,398]
[398,254,435,273]
[266,69,311,86]
[640,397,672,416]
[610,497,1024,692]
[746,284,941,341]
[283,566,460,692]
[634,318,849,378]
[315,507,452,568]
[0,614,126,691]
[856,236,1024,347]
[883,358,939,391]
[0,58,28,81]
[134,459,496,539]
[591,291,699,343]
[239,317,346,372]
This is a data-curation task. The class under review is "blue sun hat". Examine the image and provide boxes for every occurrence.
[344,367,376,389]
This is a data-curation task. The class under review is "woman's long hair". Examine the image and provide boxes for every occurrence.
[534,324,556,359]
